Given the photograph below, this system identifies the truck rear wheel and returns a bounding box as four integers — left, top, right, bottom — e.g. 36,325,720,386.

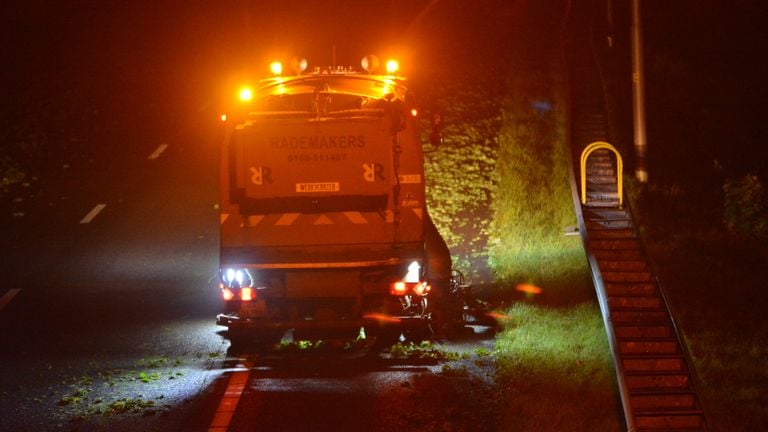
429,270,470,338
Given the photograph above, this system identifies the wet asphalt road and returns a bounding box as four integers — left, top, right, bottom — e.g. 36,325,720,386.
0,99,497,431
0,41,499,432
0,1,544,430
0,100,226,431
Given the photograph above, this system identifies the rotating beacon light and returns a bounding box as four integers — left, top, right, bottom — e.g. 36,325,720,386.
385,59,399,75
291,57,308,75
361,55,381,74
270,61,283,76
238,86,253,102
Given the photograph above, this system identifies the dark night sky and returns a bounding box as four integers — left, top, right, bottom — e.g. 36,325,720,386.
642,0,768,180
2,0,766,180
2,1,468,115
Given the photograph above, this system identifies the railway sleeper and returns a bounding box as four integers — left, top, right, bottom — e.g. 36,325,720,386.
605,282,657,296
602,270,654,283
588,227,633,239
598,260,647,271
589,238,639,250
586,184,618,194
585,199,621,208
587,167,614,175
585,208,630,219
587,168,617,177
587,153,614,162
619,339,680,356
622,354,687,373
588,159,613,167
586,219,633,230
634,411,706,431
610,308,671,324
631,391,699,411
614,324,674,339
591,234,635,245
608,295,662,309
587,192,620,203
586,175,619,184
625,372,691,391
593,249,644,261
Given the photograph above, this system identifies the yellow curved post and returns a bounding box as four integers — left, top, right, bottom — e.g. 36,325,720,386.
580,141,623,206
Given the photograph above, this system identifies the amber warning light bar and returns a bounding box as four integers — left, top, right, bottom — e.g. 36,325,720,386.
219,55,403,122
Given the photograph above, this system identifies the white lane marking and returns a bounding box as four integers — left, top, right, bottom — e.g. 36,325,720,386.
0,289,21,311
148,143,169,160
80,204,107,224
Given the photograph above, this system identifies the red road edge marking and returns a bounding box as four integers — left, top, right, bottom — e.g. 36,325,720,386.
208,362,252,432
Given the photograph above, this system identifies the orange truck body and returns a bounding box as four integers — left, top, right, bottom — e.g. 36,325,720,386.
216,72,448,340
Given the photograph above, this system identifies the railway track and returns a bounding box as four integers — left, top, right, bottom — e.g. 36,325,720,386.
562,1,708,430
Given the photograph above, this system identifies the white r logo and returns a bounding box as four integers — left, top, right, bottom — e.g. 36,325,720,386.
362,163,385,182
250,166,272,185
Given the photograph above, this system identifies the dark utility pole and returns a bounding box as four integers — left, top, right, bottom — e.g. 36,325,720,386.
631,0,648,182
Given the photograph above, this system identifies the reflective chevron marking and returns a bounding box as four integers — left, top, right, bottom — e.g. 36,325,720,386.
247,215,264,226
343,211,368,224
275,213,300,226
226,209,422,227
313,214,333,225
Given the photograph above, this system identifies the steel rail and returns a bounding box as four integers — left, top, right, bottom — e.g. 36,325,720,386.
561,0,707,430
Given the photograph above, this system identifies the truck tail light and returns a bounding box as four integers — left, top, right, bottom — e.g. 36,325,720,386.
413,282,431,296
222,288,235,301
390,281,431,296
390,281,407,295
240,287,255,301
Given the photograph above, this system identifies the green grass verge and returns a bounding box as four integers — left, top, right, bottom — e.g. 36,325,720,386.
625,166,768,431
422,76,503,283
487,69,592,302
495,303,621,432
487,65,621,431
421,56,620,430
419,17,619,428
641,233,768,431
